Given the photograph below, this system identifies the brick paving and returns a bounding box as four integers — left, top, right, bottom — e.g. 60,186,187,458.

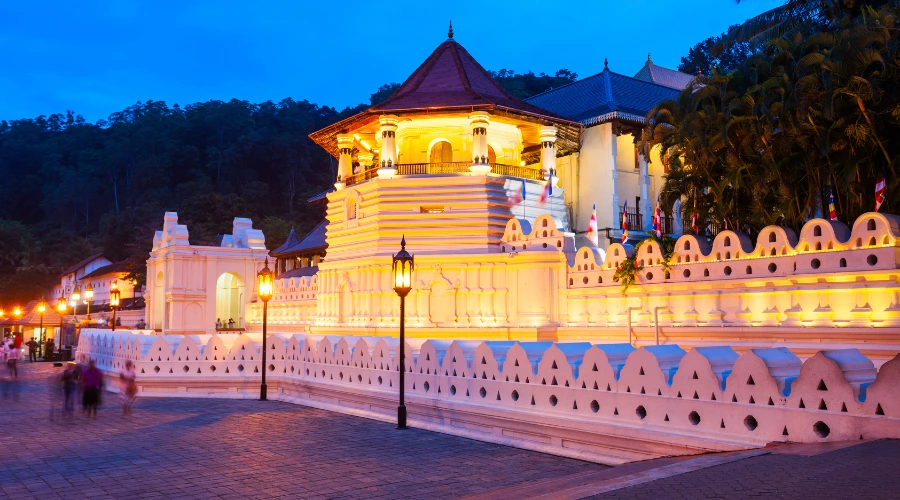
3,362,897,499
589,439,900,499
0,362,600,499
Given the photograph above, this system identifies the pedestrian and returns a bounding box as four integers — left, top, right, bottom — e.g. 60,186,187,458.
6,341,20,377
227,318,234,329
44,339,55,362
81,360,103,418
119,360,137,415
26,338,38,362
61,363,77,416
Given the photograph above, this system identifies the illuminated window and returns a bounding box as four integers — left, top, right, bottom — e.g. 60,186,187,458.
430,140,453,163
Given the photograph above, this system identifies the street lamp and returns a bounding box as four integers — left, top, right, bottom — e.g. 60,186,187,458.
257,257,274,401
391,235,414,429
57,297,67,356
13,306,22,317
37,300,46,345
110,283,120,331
84,283,94,320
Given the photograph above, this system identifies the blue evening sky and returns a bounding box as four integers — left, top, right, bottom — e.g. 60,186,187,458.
0,0,782,122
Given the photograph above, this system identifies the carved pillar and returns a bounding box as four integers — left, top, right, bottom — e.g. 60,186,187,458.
336,134,353,189
377,115,399,178
469,113,491,174
539,125,558,179
639,152,652,232
605,124,620,222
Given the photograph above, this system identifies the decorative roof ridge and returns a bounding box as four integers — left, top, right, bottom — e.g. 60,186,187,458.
528,65,688,104
603,66,615,111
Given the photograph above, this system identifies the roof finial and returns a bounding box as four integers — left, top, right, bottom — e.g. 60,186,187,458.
448,20,453,39
604,57,608,69
647,53,652,62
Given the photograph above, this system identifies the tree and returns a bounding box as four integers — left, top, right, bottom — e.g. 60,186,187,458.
678,25,756,75
488,69,578,99
370,83,401,105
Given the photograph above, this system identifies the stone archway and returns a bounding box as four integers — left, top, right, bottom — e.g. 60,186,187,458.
216,272,245,329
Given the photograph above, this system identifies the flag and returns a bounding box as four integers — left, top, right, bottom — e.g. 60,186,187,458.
621,201,629,245
691,195,699,234
586,204,599,247
511,180,525,206
539,178,552,204
828,186,838,221
875,175,886,212
652,196,662,238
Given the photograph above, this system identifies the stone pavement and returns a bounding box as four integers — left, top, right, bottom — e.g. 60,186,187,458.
0,362,600,499
2,362,898,500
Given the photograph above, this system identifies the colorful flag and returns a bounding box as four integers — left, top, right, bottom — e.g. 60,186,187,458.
691,190,699,234
652,196,662,238
511,180,525,206
621,201,629,245
828,187,838,221
875,175,886,212
586,204,599,247
539,178,552,204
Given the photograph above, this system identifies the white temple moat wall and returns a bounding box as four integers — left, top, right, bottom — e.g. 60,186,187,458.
77,329,900,465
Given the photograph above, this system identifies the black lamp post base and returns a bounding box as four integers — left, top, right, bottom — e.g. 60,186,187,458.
397,405,407,429
260,383,267,401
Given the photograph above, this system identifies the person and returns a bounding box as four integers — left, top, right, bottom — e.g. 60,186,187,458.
6,340,19,377
44,339,55,362
227,318,234,329
81,360,103,418
119,360,137,415
61,363,77,416
26,339,38,362
216,318,222,329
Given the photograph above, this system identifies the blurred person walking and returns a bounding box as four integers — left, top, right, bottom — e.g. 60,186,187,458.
81,360,103,418
119,360,137,415
5,341,19,377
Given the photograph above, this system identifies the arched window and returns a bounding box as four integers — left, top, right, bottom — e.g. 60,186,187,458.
429,140,453,163
724,236,731,247
769,232,777,243
867,219,877,231
487,145,497,164
347,196,358,220
814,225,822,237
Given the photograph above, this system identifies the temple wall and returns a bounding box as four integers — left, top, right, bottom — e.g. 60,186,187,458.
77,329,900,465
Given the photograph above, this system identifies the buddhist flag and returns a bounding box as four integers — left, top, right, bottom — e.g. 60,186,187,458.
511,180,525,206
586,204,599,247
691,190,699,234
828,187,838,221
539,179,552,204
875,175,886,212
621,201,629,245
652,196,662,238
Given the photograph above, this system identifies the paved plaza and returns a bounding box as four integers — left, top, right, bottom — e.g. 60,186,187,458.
1,362,898,500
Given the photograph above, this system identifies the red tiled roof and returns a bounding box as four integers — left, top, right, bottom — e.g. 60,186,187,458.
371,40,565,118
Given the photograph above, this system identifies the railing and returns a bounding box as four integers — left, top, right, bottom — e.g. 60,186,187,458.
346,162,545,186
620,205,643,232
344,166,380,186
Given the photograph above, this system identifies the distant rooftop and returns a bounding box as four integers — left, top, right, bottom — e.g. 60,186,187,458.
270,221,327,258
633,55,695,90
527,58,690,126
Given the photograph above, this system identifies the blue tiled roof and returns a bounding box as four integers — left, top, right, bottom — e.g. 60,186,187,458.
269,220,327,257
527,68,681,125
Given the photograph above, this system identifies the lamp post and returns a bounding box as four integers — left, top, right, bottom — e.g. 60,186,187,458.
37,300,46,346
110,283,120,331
391,235,414,429
257,257,274,401
84,283,94,320
57,297,67,356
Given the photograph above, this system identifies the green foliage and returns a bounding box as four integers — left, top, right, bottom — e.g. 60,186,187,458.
679,25,757,75
612,252,642,294
489,69,578,99
370,83,401,105
649,3,900,236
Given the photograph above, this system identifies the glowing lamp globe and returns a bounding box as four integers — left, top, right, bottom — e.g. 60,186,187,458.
72,289,81,303
257,258,274,303
57,298,67,313
84,283,94,300
37,301,46,314
391,236,415,298
110,285,121,308
13,306,22,317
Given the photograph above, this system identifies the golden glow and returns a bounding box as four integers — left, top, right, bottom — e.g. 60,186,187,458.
84,283,94,300
258,259,274,303
13,306,22,317
57,298,67,313
0,309,4,318
360,140,372,151
72,289,81,302
37,301,46,314
110,284,121,308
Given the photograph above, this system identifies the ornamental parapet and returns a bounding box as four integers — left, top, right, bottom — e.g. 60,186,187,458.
77,329,900,465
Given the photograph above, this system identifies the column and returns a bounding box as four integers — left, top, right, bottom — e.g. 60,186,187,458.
469,113,491,174
377,115,399,179
335,134,353,189
639,151,652,232
608,125,620,226
539,125,558,179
